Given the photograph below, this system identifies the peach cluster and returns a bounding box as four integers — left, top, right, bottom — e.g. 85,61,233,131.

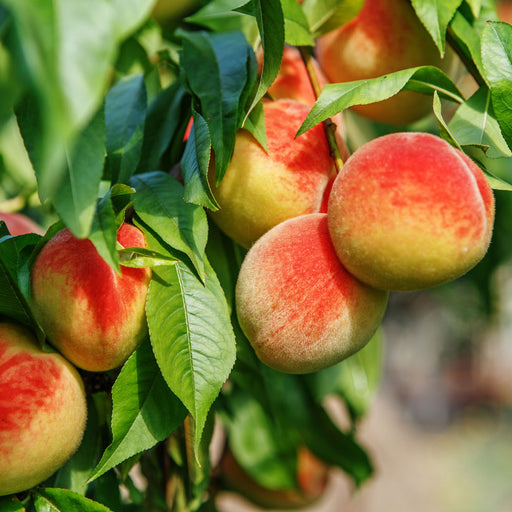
0,221,151,495
236,132,494,374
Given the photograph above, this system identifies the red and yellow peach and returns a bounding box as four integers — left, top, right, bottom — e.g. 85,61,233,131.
235,213,388,374
327,132,495,291
0,322,87,496
209,99,337,248
30,223,152,372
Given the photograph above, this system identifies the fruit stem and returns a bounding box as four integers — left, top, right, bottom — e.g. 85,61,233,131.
298,46,344,173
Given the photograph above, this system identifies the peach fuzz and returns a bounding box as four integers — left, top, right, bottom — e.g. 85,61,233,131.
30,223,152,372
0,322,87,496
0,211,44,236
235,213,388,374
315,0,449,125
209,99,336,248
327,132,495,292
258,46,349,160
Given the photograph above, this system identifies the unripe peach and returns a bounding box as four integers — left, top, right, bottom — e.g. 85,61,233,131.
327,132,495,291
219,446,329,509
235,213,388,374
0,322,87,496
0,212,44,236
30,223,152,372
209,99,336,248
315,0,450,125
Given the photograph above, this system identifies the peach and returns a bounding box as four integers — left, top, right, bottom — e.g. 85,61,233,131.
262,45,327,107
219,446,329,509
30,223,152,372
235,213,388,374
0,322,87,496
315,0,450,125
327,132,495,291
0,211,44,236
209,99,337,248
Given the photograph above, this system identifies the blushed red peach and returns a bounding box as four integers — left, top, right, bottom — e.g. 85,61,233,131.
315,0,451,125
235,213,388,373
0,322,87,496
0,211,44,236
30,223,152,372
209,99,337,248
327,132,495,291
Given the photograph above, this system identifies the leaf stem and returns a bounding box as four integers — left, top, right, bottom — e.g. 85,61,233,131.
298,46,344,173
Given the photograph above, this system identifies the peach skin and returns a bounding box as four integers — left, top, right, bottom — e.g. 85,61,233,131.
327,132,495,291
316,0,450,125
0,322,87,496
0,211,44,236
209,99,337,248
235,213,388,374
30,223,152,372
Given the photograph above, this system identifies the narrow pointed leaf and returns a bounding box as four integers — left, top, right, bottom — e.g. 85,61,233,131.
246,0,284,116
130,171,208,278
411,0,462,55
52,109,105,239
281,0,314,46
481,21,512,149
448,87,511,159
105,74,147,185
33,488,113,512
301,0,364,38
181,110,218,210
146,261,236,451
298,66,462,136
89,340,187,482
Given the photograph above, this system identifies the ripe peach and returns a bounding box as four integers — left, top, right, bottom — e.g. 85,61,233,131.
0,322,87,496
315,0,450,125
30,223,152,372
0,211,44,236
262,46,326,107
219,446,329,509
327,132,495,291
209,99,336,248
235,213,388,374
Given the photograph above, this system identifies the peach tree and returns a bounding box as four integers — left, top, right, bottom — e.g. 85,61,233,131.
0,0,511,511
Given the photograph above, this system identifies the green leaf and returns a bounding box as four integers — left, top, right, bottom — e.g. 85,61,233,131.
112,0,157,40
6,0,117,200
301,0,364,38
185,0,257,35
179,30,258,180
89,340,187,482
118,247,178,268
241,98,266,151
298,66,463,136
309,329,383,420
137,81,189,173
433,90,460,149
181,110,218,210
52,108,105,239
481,21,512,149
33,488,113,512
448,86,511,159
146,260,236,451
105,74,147,185
411,0,462,55
299,392,373,486
281,0,314,46
130,171,208,278
246,0,285,117
0,496,26,512
0,231,39,327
